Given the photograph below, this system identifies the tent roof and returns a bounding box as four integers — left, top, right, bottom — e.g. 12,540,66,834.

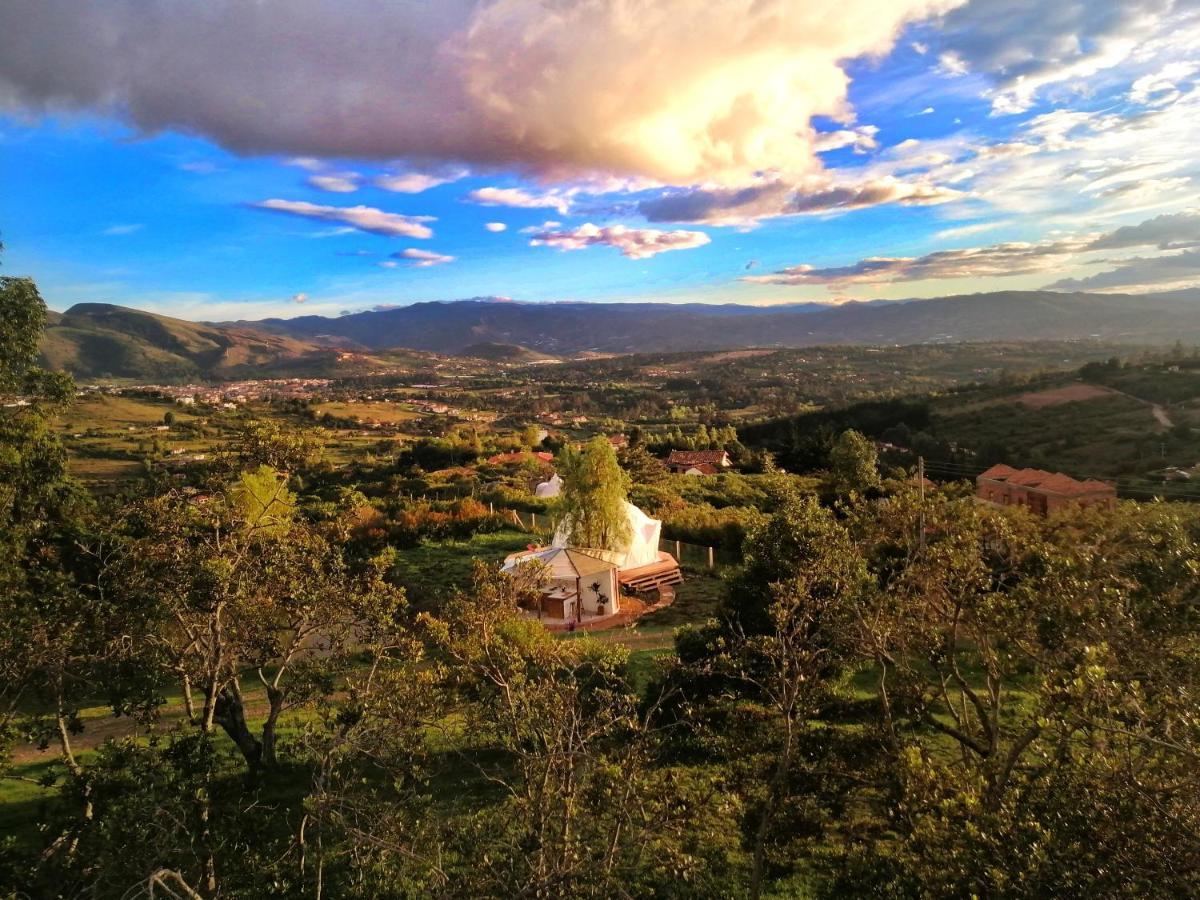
506,546,616,579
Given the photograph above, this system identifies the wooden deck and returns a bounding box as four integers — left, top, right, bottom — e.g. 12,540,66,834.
618,551,683,594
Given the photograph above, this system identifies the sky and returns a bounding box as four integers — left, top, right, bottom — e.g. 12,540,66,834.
1,0,1199,321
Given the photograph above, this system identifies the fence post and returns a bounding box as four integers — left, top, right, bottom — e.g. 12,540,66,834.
707,546,715,569
532,512,537,529
489,501,494,515
675,540,682,561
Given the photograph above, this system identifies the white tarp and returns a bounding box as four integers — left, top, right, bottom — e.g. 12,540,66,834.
551,500,661,570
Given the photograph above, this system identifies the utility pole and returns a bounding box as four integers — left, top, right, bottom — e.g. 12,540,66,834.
918,456,926,550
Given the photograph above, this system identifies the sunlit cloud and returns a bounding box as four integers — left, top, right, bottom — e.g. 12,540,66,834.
528,222,710,259
467,187,575,215
393,248,456,267
374,168,468,193
746,209,1200,290
253,199,435,238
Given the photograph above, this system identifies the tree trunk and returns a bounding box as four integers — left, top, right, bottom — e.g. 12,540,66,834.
213,684,263,771
261,687,284,769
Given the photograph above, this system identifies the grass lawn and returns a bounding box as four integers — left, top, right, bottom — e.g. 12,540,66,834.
390,529,538,609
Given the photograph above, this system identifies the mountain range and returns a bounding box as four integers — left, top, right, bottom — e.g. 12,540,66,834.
39,289,1200,379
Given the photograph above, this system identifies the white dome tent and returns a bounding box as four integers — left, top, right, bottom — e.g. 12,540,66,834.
550,500,661,570
534,473,562,498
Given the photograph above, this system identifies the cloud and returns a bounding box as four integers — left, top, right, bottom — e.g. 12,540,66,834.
178,161,219,174
466,186,574,215
254,199,435,238
374,168,468,193
308,173,360,193
745,238,1090,286
639,175,962,225
0,0,959,186
1046,248,1200,291
102,223,142,236
291,292,308,304
933,0,1195,114
934,221,1006,240
528,222,710,259
1088,209,1200,251
484,222,507,232
814,125,879,154
393,248,456,268
747,209,1200,289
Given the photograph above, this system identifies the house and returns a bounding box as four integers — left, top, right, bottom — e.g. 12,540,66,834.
975,464,1116,515
607,434,628,450
667,449,731,475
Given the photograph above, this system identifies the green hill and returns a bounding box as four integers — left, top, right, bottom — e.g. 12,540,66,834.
458,341,558,363
39,303,335,380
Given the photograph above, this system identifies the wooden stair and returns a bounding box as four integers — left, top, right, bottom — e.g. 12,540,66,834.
619,553,684,594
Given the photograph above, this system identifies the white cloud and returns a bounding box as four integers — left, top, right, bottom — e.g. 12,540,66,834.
0,0,960,186
934,221,1006,240
484,222,507,232
466,186,574,215
308,173,360,193
102,223,142,236
933,0,1196,114
291,292,308,304
528,222,710,259
374,169,468,193
1130,60,1198,107
393,248,456,267
814,125,880,154
254,199,435,238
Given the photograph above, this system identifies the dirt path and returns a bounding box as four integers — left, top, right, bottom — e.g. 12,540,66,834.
1107,388,1174,429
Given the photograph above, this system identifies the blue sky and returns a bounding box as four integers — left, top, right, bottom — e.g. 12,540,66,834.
1,0,1198,320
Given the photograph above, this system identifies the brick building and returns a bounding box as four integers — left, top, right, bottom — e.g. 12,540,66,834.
666,449,732,475
975,464,1116,516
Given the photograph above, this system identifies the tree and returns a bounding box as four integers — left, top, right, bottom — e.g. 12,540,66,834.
555,436,632,550
117,468,405,772
311,566,736,897
835,490,1200,897
618,442,667,485
827,428,880,495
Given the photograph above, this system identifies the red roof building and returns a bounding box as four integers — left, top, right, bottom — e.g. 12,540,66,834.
666,449,732,474
976,464,1116,515
487,450,555,466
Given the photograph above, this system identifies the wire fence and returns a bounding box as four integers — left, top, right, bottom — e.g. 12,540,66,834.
494,504,724,570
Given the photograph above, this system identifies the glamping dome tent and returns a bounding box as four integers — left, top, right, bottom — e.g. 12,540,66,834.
550,500,662,570
534,473,562,498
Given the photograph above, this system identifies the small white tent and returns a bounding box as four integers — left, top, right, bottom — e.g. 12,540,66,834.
551,500,662,571
534,473,562,498
502,546,620,619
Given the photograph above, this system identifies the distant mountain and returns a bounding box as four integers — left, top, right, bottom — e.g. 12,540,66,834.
42,290,1200,379
40,303,335,380
244,290,1200,354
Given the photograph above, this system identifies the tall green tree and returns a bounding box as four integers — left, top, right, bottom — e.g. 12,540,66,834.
555,436,632,550
827,428,880,496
